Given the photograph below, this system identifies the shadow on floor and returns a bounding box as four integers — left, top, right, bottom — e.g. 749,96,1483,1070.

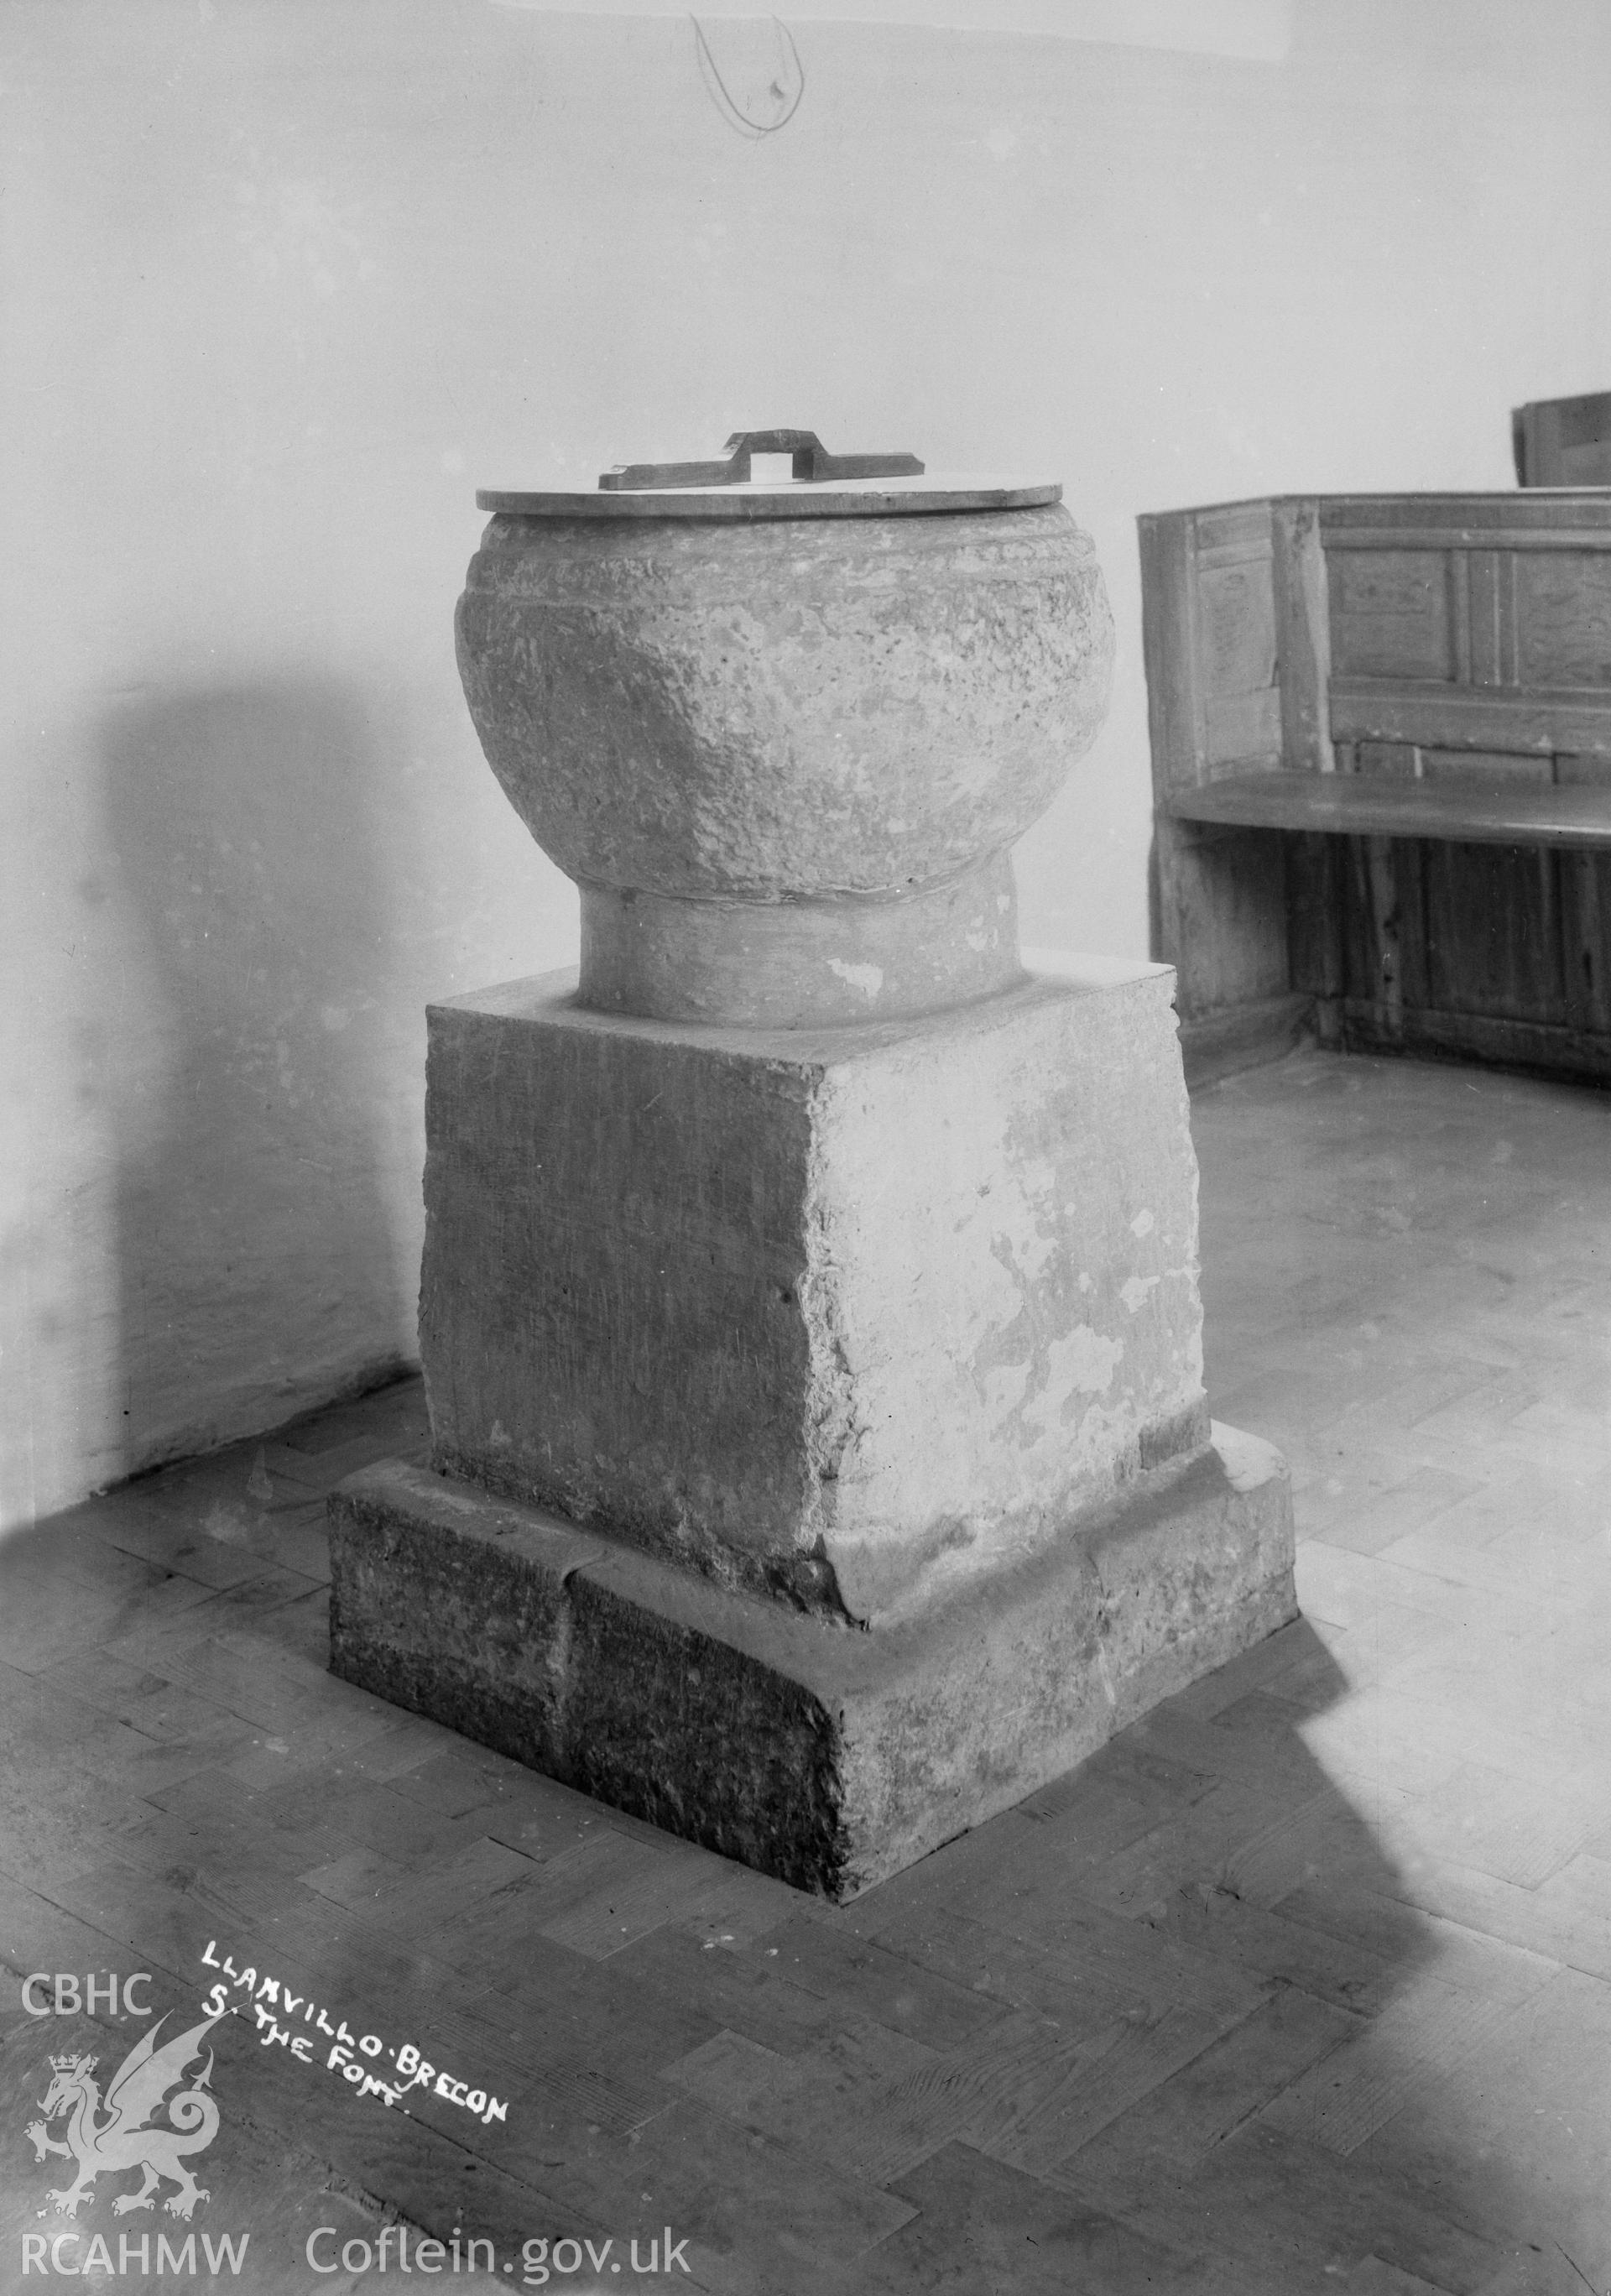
2,1410,1588,2293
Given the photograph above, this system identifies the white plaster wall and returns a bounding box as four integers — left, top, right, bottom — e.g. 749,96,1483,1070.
5,0,1611,1526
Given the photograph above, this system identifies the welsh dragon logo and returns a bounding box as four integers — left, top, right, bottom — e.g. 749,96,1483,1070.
26,2012,222,2221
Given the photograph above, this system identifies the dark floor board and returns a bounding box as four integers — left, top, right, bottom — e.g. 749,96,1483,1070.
983,1991,1270,2175
247,1507,336,1584
42,1853,360,1993
659,2016,945,2190
378,1851,595,1984
1147,1880,1406,2014
28,1661,267,1782
1059,2116,1507,2294
863,2142,1228,2296
608,1928,842,2055
1135,1683,1344,1792
1083,1777,1356,1918
5,1509,206,1600
524,1828,724,1959
99,1498,321,1589
0,1767,149,1893
1270,1881,1562,2007
1013,1733,1213,1838
470,1933,723,2072
1145,1613,1340,1727
646,1853,806,1949
300,1832,541,1935
499,2089,918,2291
1254,1972,1518,2158
311,1777,508,1871
862,1902,1153,2031
0,1866,175,1997
725,2005,1065,2187
131,1631,398,1752
745,1912,1014,2052
164,1996,596,2252
0,1660,253,1813
382,1744,545,1818
115,1795,356,1896
824,1803,1042,1931
952,1859,1274,2030
1060,1981,1359,2175
0,1553,218,1673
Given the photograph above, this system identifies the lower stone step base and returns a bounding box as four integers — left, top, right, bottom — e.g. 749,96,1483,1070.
327,1424,1296,1902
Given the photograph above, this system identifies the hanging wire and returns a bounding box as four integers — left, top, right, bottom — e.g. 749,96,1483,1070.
691,14,806,138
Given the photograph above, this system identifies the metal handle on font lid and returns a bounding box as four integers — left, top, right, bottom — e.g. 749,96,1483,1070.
598,428,925,492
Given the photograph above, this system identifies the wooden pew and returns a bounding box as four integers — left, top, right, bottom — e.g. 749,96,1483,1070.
1139,492,1611,1085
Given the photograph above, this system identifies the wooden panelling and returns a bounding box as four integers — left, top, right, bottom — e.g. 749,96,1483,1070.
1285,833,1345,1012
1421,843,1564,1021
1193,498,1272,558
1562,851,1611,1036
1139,501,1280,787
1322,836,1608,1075
1466,548,1517,686
1197,558,1276,698
1319,490,1611,541
1270,498,1334,774
1341,744,1553,788
1415,749,1552,785
1196,519,1281,769
1334,999,1611,1081
1515,550,1611,686
1348,742,1418,780
1558,750,1611,785
1328,551,1453,682
1328,678,1611,756
1152,817,1290,1023
1204,687,1280,770
1142,488,1611,1084
1138,511,1206,793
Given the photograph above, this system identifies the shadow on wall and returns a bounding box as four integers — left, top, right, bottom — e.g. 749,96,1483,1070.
96,681,418,1476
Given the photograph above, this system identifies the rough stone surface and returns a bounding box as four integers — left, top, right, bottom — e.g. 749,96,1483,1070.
420,957,1209,1623
327,1424,1296,1900
576,849,1023,1029
454,504,1113,904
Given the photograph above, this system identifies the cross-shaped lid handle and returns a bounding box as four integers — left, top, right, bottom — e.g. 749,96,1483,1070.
598,429,924,492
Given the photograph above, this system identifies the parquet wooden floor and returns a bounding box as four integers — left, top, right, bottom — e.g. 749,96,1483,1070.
3,1048,1608,2293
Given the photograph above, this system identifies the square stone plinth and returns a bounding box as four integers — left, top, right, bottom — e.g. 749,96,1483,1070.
421,957,1211,1624
328,1424,1296,1900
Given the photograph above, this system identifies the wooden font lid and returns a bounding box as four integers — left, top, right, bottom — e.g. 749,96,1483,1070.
477,428,1060,520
